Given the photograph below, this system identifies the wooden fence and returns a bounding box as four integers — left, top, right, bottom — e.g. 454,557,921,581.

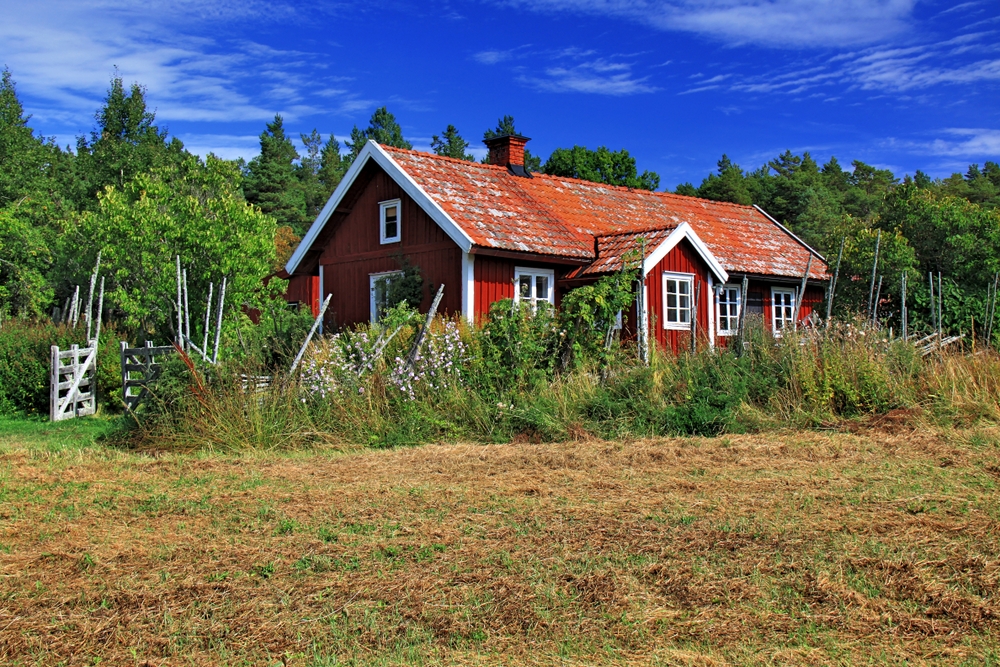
50,343,97,421
121,341,176,412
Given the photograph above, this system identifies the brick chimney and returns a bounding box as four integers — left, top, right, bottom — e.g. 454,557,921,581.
484,134,532,177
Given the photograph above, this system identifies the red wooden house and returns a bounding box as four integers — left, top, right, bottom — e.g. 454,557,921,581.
282,135,829,353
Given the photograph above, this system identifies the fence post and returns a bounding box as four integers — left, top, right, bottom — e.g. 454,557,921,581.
50,345,59,422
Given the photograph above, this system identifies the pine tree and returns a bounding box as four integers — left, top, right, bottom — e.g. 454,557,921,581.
75,75,184,206
481,115,542,171
0,69,50,206
244,114,308,235
346,107,411,161
696,154,752,205
431,125,473,161
318,134,344,199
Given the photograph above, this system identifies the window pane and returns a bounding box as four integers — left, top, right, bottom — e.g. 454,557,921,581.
519,276,531,298
384,221,397,239
679,281,690,295
385,205,397,221
536,276,549,301
667,293,677,308
667,308,677,323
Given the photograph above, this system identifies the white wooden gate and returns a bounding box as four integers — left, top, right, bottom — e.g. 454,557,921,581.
50,343,97,421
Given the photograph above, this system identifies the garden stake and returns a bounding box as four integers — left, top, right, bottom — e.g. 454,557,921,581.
872,275,883,326
182,268,191,351
901,272,907,342
202,282,213,359
175,255,183,347
791,255,812,327
825,237,844,325
938,272,943,348
290,293,333,374
85,251,100,341
212,276,227,364
867,230,881,319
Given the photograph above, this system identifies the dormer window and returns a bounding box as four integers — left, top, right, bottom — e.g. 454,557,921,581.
380,199,401,244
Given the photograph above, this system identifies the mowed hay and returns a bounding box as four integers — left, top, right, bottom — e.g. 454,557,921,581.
1,426,999,665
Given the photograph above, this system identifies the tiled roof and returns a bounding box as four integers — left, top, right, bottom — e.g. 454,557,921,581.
573,228,677,277
381,145,828,280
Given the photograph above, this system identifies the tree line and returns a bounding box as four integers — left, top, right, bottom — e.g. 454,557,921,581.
1,68,998,341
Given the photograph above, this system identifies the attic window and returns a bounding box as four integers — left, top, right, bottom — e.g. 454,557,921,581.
380,200,401,244
514,267,555,313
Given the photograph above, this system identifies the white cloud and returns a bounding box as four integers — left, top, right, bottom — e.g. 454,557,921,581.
922,128,1000,157
0,0,354,135
520,60,658,95
492,0,917,48
704,31,1000,97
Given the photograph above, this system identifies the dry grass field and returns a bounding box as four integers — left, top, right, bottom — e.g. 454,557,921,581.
1,415,999,666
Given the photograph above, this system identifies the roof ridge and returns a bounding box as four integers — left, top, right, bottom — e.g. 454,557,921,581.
381,144,764,215
379,143,507,172
597,224,678,238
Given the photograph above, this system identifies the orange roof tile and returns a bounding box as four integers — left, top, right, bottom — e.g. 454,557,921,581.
382,145,828,280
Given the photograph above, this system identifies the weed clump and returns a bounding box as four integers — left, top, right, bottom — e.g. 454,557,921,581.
118,297,1000,452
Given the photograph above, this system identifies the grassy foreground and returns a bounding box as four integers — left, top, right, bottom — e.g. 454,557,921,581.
1,417,999,665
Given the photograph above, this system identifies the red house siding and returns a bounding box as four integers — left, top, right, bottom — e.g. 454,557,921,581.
472,256,569,321
284,274,320,316
473,255,515,320
645,239,713,354
317,167,462,328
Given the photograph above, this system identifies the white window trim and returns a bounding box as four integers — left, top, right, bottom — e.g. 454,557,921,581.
716,283,742,337
379,199,401,245
771,286,797,333
662,271,695,331
513,267,556,311
370,270,404,323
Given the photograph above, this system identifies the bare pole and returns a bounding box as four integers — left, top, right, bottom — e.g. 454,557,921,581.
638,239,648,364
290,294,333,374
85,251,101,341
175,255,183,346
736,275,749,352
872,275,883,326
825,237,844,325
901,272,908,342
791,255,813,328
938,272,943,347
405,285,446,372
866,230,881,319
202,282,214,354
93,277,105,346
70,285,80,328
987,273,999,347
690,280,701,353
212,276,227,364
182,268,191,351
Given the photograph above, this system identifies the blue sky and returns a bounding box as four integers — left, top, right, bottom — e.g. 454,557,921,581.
3,0,999,188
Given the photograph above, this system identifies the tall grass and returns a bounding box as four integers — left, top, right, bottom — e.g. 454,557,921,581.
120,308,1000,452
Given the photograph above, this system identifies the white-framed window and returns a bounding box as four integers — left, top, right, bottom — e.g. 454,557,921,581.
513,267,555,313
771,287,796,332
717,284,742,336
370,270,403,323
379,199,401,244
662,272,694,330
